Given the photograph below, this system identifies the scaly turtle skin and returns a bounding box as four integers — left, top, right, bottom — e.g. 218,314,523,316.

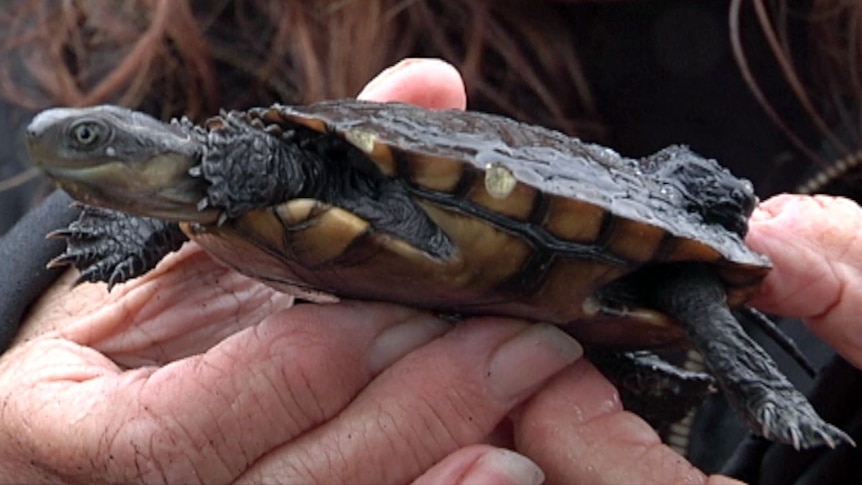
26,100,853,449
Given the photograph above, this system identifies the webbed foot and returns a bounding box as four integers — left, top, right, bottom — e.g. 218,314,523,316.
49,205,187,289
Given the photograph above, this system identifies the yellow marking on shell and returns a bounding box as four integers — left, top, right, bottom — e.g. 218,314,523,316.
534,261,687,348
182,209,285,250
484,163,517,199
274,200,371,267
237,209,293,250
408,153,464,192
282,113,327,133
417,201,533,289
344,129,396,176
467,171,536,221
377,235,441,263
344,129,377,154
181,215,340,303
544,197,606,242
659,237,722,263
567,306,686,349
718,264,769,287
606,218,666,262
274,199,444,269
273,198,320,225
720,264,770,306
581,296,602,317
181,211,288,272
529,258,626,317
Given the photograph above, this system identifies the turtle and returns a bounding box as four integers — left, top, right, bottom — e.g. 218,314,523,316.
25,99,853,450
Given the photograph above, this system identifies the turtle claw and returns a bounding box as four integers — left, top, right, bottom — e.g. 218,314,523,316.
47,252,78,269
46,227,72,239
196,197,211,212
51,207,188,286
216,211,229,226
754,400,854,450
188,165,203,178
710,339,856,449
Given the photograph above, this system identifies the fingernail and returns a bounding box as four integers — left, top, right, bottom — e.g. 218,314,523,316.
461,449,544,485
368,313,450,374
749,206,771,222
488,324,582,401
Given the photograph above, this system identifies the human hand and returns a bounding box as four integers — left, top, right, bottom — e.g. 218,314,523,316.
745,194,862,369
0,59,580,484
510,194,862,484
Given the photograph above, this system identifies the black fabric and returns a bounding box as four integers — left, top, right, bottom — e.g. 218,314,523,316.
0,190,79,351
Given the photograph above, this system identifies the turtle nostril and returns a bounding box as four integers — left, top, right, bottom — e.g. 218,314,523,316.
26,118,46,141
26,108,66,140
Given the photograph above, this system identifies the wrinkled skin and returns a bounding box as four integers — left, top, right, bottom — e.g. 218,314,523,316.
0,58,860,485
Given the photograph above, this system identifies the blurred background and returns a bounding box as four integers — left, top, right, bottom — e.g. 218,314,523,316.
1,0,859,474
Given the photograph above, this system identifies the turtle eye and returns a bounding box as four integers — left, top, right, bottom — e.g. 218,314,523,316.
70,121,103,148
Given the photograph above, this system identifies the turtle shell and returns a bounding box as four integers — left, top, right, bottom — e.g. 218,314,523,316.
186,100,770,349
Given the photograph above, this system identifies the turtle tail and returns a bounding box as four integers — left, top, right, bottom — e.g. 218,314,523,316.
739,306,815,377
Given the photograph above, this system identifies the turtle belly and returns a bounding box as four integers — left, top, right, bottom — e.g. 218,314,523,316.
185,199,687,349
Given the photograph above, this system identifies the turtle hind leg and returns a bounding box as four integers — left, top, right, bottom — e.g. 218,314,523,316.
588,350,714,432
650,263,854,450
48,206,187,289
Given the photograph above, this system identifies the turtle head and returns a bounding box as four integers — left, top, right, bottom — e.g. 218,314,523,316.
27,105,217,223
648,146,756,237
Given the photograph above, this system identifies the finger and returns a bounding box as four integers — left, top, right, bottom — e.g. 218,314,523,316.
412,444,544,485
746,194,862,368
0,301,448,483
237,319,583,484
21,244,294,367
357,58,467,110
513,360,708,485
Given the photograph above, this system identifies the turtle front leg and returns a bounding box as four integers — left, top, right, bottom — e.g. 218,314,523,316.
651,264,853,450
49,205,188,289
